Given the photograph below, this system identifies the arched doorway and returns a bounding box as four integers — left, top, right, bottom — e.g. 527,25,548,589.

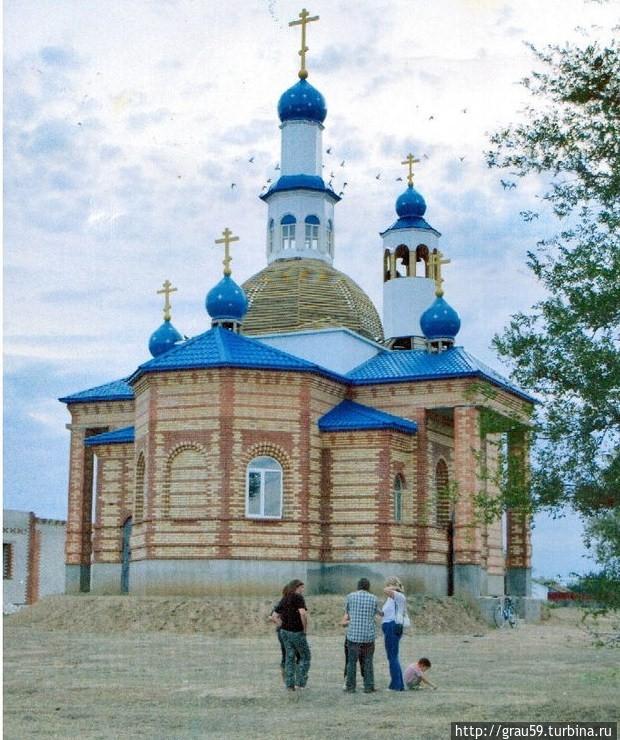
120,517,132,594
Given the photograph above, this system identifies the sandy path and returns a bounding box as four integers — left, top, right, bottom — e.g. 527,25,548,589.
3,610,618,739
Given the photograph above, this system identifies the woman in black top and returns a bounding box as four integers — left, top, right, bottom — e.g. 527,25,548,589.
271,582,301,681
274,579,311,692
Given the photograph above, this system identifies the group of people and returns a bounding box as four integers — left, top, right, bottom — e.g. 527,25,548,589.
270,576,438,694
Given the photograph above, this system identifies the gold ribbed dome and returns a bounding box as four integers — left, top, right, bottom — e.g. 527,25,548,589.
241,259,384,343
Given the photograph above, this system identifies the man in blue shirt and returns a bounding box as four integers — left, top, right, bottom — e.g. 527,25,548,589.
342,578,383,693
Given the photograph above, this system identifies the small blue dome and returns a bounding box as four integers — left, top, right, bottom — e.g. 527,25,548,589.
149,320,183,357
396,184,427,218
278,79,327,124
420,295,461,341
206,274,248,322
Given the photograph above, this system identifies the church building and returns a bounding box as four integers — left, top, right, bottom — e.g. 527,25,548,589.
59,10,534,600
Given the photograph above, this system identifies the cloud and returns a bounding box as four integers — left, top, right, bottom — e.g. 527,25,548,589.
126,107,172,130
39,45,81,68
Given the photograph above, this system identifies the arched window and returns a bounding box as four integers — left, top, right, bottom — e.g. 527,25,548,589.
304,215,320,250
394,245,410,277
281,215,296,250
268,219,274,254
246,456,283,519
416,245,429,277
393,474,404,522
435,459,450,527
383,249,391,282
164,446,208,519
326,219,333,255
134,453,145,522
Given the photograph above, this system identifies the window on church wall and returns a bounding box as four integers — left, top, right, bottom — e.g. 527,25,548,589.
281,215,296,250
246,456,283,519
268,219,274,254
393,475,404,522
383,249,391,282
435,459,450,527
326,219,333,255
415,245,429,277
304,215,320,250
134,453,145,522
3,543,13,579
164,447,208,519
394,245,410,277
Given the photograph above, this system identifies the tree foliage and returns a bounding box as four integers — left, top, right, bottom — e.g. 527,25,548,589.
486,36,620,587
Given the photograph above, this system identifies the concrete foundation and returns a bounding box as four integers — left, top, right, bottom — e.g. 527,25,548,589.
506,566,532,597
453,564,482,599
91,563,124,594
65,565,83,594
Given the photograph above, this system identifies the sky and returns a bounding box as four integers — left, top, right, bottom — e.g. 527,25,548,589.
4,0,616,580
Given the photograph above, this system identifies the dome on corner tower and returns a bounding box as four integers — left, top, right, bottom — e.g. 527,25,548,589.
149,320,183,357
396,184,427,218
206,274,248,322
420,295,461,341
278,79,327,124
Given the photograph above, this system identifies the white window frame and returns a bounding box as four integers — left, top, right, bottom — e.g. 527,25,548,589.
282,223,296,250
245,456,283,519
304,222,319,250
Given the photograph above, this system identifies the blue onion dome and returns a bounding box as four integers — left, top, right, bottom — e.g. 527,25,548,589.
206,274,248,321
149,320,183,357
396,184,427,218
420,295,461,341
278,79,327,124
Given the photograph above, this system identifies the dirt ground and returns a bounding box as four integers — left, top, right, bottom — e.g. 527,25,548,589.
3,598,619,739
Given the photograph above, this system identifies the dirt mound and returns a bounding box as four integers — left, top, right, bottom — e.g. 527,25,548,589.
5,594,486,636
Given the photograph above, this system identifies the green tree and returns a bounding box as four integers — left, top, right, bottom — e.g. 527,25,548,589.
486,36,620,590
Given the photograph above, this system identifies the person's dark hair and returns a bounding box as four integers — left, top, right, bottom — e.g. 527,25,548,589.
357,578,370,591
419,657,431,669
286,579,304,594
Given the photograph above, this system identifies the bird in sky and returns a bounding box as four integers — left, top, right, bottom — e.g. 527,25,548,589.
326,146,332,154
328,180,333,188
342,182,348,189
428,115,435,120
459,156,466,162
329,171,335,179
395,176,403,181
248,156,255,163
338,191,344,197
461,108,468,114
275,163,280,170
340,160,345,167
230,183,236,189
266,178,272,184
375,172,381,180
261,185,267,192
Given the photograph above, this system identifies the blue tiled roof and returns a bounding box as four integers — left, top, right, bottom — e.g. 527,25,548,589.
347,347,536,403
84,426,135,446
260,174,341,202
380,216,440,236
128,326,343,384
59,378,134,405
319,400,417,435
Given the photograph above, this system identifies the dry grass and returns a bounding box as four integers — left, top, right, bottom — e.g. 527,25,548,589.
3,599,619,739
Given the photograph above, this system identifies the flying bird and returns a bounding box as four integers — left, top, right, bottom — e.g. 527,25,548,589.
329,172,335,179
340,160,345,167
459,156,466,162
428,115,435,120
461,108,468,114
338,191,344,197
248,156,255,163
342,182,348,188
266,178,272,184
326,146,332,154
230,183,236,189
275,163,280,170
395,177,403,181
375,173,381,180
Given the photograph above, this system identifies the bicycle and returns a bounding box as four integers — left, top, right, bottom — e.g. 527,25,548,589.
494,596,518,628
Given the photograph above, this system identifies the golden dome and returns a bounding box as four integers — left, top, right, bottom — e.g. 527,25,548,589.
241,259,384,343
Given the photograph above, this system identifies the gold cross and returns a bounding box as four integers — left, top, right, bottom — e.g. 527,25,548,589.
289,8,319,79
401,153,420,186
157,279,177,321
215,227,240,276
428,250,451,295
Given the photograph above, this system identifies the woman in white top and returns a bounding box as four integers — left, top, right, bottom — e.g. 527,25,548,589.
381,576,406,691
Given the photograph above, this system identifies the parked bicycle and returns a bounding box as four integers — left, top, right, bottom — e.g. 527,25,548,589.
494,596,518,628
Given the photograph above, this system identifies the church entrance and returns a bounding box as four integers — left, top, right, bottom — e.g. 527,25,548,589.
446,518,455,596
120,517,132,593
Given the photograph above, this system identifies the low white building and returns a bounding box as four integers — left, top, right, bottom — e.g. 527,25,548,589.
3,509,66,611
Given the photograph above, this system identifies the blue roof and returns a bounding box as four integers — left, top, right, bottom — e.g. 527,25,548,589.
260,174,340,202
396,184,427,218
319,400,417,435
84,426,135,446
128,326,343,384
278,78,327,124
380,216,440,236
347,346,536,403
59,378,134,405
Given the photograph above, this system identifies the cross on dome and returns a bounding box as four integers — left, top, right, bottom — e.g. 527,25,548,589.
428,250,451,296
215,227,240,276
156,279,178,321
401,153,420,186
289,7,319,79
